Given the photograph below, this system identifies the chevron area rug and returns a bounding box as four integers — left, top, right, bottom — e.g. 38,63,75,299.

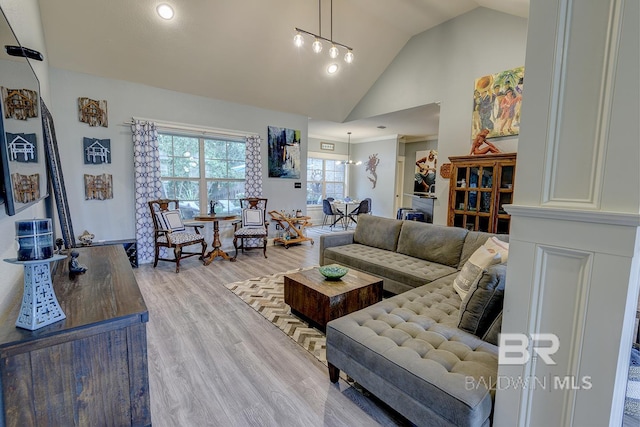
224,267,328,364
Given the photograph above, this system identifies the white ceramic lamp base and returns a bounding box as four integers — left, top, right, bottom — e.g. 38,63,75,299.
4,255,66,330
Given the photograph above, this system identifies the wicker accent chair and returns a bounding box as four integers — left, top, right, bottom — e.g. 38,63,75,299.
148,199,207,273
232,197,268,260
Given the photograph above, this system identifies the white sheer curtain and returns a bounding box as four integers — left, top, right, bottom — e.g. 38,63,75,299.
132,120,163,264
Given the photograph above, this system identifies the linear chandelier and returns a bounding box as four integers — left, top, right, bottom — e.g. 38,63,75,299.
294,0,354,67
339,132,361,165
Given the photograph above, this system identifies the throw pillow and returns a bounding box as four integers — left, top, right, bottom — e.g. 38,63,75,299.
242,208,264,227
458,264,507,340
453,245,501,300
160,209,186,232
484,236,509,263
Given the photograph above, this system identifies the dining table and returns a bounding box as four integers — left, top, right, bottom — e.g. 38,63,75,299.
330,199,360,229
193,214,238,264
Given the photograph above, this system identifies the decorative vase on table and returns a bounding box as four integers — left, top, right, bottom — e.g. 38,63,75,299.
3,219,67,330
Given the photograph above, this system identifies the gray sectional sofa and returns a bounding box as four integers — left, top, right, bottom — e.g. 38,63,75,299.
320,214,508,426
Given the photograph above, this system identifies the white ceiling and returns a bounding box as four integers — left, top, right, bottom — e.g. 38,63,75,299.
36,0,529,142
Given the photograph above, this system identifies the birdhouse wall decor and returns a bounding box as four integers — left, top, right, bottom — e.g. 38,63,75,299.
78,97,108,127
83,137,111,164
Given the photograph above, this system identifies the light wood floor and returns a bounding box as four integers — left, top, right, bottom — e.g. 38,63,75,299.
133,226,413,427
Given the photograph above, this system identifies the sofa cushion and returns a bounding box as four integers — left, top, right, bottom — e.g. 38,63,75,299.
459,231,509,269
458,264,507,340
482,311,502,346
353,214,403,252
484,237,509,263
396,221,468,268
324,244,457,291
453,246,501,300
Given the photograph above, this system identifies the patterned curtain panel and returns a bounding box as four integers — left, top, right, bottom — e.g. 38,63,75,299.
245,135,262,197
132,120,163,264
244,135,263,247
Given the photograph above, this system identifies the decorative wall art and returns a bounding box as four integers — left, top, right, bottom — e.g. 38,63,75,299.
6,132,37,162
84,173,113,200
414,149,437,193
267,125,301,179
320,142,334,151
472,66,524,140
439,163,452,179
11,172,39,203
365,153,380,189
83,137,111,164
78,97,108,127
1,87,38,120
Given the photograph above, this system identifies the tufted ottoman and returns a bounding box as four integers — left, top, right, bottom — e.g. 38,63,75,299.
326,275,499,427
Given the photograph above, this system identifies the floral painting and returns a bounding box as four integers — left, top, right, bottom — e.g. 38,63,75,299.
268,126,301,179
472,66,524,140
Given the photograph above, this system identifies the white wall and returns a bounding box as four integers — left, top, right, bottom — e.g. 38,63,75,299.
349,8,527,225
49,68,309,246
350,138,398,218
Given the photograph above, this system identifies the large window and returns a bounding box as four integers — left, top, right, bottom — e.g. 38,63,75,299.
159,133,245,218
306,157,346,205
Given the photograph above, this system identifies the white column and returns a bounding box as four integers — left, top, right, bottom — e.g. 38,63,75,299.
494,0,639,426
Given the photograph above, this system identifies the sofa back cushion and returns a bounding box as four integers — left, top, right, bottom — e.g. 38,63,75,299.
396,221,468,268
353,214,403,252
459,231,509,269
458,263,507,343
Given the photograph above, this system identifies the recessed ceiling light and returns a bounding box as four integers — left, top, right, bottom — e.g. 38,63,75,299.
157,4,174,20
327,63,339,74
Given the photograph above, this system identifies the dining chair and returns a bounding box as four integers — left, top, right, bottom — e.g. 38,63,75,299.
347,199,371,227
148,199,207,273
322,199,345,229
232,197,268,260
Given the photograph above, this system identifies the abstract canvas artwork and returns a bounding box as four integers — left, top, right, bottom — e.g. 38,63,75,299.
268,126,301,179
78,97,108,127
83,137,111,164
1,87,38,120
84,174,113,200
472,66,524,140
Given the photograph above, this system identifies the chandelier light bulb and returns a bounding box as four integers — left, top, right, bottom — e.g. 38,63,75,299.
293,33,304,47
344,50,354,63
312,38,323,53
329,45,339,58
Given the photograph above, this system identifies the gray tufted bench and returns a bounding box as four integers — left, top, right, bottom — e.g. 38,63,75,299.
326,274,499,426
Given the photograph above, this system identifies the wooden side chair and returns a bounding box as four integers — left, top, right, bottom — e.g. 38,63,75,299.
232,197,268,260
148,199,207,273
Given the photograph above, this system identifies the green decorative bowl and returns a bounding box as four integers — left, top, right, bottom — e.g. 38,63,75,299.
318,264,349,281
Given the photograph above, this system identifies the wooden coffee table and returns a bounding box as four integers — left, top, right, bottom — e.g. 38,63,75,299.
284,267,383,330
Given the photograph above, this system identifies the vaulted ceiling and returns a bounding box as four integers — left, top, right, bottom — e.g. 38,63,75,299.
37,0,529,140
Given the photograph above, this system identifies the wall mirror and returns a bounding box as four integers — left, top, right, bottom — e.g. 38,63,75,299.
0,7,47,215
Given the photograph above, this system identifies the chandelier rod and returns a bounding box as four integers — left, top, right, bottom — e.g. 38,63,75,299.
318,0,322,37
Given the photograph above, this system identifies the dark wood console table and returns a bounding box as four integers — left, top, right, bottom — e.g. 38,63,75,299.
0,245,151,426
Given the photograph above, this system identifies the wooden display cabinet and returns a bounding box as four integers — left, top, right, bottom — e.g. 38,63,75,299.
447,152,516,234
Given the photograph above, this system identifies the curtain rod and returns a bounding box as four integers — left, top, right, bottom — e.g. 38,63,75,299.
123,117,256,139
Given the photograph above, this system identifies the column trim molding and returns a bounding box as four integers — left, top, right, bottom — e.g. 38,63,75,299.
504,204,640,226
